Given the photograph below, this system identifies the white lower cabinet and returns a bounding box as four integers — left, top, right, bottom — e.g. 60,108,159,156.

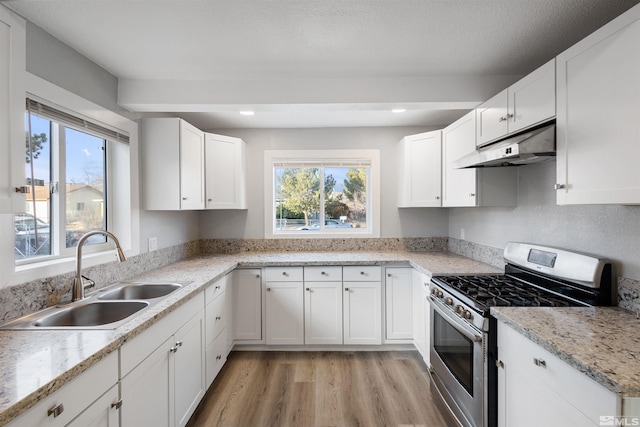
343,266,382,345
232,268,263,342
266,279,304,345
412,269,431,364
343,281,382,345
304,281,343,345
385,267,414,341
6,352,120,427
497,321,620,427
120,293,205,427
205,275,231,387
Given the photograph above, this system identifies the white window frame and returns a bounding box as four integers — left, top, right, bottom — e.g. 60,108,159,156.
9,73,140,284
264,149,380,239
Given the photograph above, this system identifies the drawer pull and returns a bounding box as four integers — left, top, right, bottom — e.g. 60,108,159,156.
321,271,327,275
306,288,310,291
111,399,123,410
267,288,271,291
282,272,288,276
344,288,349,291
533,357,546,368
216,355,222,360
360,271,365,275
215,286,221,290
216,316,222,320
48,403,64,418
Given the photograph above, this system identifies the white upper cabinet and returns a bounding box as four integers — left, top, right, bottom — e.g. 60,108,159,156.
397,130,442,207
442,111,517,207
141,118,205,210
556,4,640,205
204,133,247,209
0,6,25,214
477,59,556,147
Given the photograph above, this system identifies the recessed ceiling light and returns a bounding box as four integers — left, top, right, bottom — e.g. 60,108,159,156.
239,110,255,116
392,108,407,113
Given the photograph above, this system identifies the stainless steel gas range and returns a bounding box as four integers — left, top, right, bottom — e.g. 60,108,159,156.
428,242,615,427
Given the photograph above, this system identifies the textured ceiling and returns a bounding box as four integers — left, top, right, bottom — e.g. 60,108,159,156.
6,0,640,128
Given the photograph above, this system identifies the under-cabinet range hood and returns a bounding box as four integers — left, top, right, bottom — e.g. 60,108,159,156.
453,123,556,168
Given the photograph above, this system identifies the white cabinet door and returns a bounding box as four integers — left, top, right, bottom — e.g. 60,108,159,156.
67,385,120,427
497,321,618,427
141,118,204,210
121,335,173,427
232,268,262,342
266,281,304,345
412,269,428,359
343,281,381,345
204,133,247,209
556,5,640,205
304,282,343,345
174,310,206,427
385,267,413,341
0,7,25,214
476,89,509,147
442,111,478,207
179,120,205,210
397,130,442,207
508,59,555,134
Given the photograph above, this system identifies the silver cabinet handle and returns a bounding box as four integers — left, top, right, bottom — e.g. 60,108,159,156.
267,287,271,291
216,316,221,320
499,116,507,122
344,288,349,291
256,274,260,278
360,271,365,275
533,357,546,367
321,271,327,275
170,341,183,353
111,399,123,410
282,271,288,276
48,403,64,418
554,184,566,190
469,193,476,197
216,355,222,360
306,288,310,291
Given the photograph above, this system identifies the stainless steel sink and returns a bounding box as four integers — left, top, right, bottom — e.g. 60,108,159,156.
34,301,149,327
97,283,182,300
0,280,188,330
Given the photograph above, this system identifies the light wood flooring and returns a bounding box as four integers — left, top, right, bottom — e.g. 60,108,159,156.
187,351,450,427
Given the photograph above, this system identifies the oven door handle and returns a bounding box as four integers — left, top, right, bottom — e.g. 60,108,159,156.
430,296,483,343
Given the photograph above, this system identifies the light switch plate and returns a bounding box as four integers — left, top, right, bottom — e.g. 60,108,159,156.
148,237,158,252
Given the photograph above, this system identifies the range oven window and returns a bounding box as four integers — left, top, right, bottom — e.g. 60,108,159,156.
433,310,474,395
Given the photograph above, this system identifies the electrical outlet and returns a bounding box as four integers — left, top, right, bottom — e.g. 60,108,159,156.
148,237,158,252
460,228,465,240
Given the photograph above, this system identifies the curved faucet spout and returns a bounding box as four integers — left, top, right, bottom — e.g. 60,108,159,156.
73,230,127,302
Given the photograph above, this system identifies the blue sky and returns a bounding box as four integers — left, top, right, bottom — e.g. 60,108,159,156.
27,114,105,184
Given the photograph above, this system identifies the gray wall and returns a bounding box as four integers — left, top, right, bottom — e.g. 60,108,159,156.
448,160,640,280
199,127,450,239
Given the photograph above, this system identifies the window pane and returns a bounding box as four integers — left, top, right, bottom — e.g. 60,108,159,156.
275,167,321,231
65,128,107,248
338,167,367,229
16,114,52,259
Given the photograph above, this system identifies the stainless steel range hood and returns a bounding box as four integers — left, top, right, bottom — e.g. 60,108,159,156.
453,123,555,168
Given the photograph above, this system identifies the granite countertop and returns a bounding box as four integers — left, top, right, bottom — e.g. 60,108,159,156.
492,306,640,398
0,250,499,425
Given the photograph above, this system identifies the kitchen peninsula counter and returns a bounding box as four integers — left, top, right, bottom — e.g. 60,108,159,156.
0,249,503,425
492,306,640,398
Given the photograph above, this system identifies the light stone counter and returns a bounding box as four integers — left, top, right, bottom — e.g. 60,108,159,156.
492,306,640,397
0,250,497,425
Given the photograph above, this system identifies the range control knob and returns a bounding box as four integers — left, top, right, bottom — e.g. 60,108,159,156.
444,297,453,305
462,310,472,320
431,288,443,298
454,305,464,314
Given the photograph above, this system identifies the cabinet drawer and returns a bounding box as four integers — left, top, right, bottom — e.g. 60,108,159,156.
205,275,227,305
265,267,303,282
7,351,118,427
304,266,342,281
206,329,228,387
206,292,226,345
498,323,617,421
343,266,381,281
121,291,205,377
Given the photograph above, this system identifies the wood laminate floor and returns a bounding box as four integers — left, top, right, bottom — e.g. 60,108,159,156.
187,351,450,427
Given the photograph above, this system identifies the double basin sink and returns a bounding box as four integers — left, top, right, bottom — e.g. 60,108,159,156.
0,282,184,330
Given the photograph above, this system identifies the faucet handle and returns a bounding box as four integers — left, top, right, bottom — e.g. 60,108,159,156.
81,275,96,290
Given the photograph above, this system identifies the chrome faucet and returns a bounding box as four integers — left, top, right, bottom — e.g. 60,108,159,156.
73,230,127,302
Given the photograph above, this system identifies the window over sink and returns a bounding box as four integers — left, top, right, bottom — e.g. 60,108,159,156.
264,150,380,238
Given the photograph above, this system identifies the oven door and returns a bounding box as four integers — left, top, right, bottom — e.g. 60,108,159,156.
430,297,486,427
